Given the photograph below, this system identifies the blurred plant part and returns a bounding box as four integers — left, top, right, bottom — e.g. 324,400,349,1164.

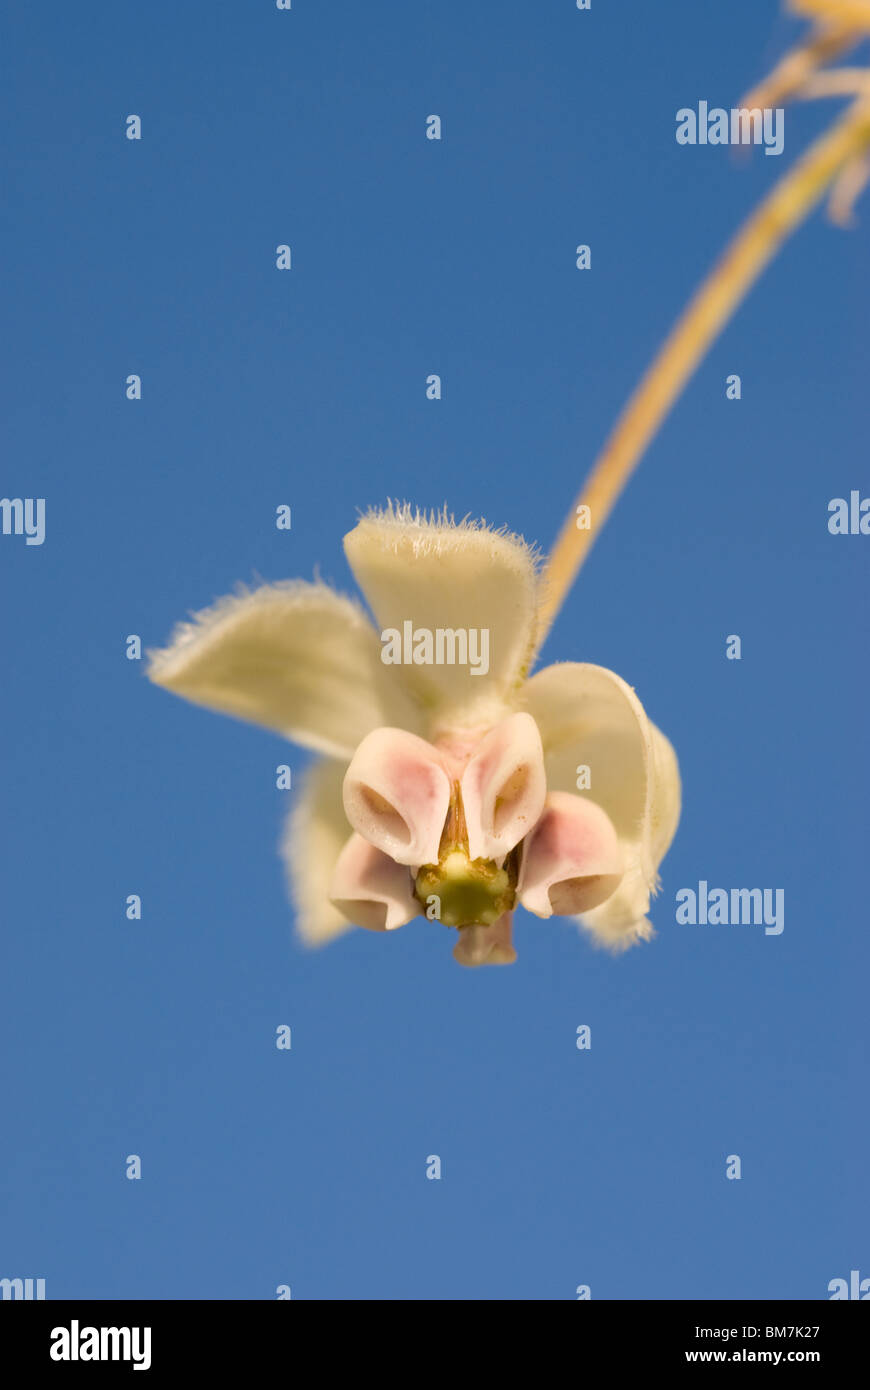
537,0,870,649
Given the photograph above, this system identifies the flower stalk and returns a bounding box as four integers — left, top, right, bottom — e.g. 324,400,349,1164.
537,53,870,648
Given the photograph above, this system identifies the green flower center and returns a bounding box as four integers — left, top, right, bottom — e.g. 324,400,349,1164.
413,780,519,928
415,851,516,927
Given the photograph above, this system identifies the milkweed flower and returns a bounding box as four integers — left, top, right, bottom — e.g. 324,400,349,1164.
148,505,680,966
149,1,870,965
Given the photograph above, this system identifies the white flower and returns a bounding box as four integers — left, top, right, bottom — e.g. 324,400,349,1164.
148,504,681,965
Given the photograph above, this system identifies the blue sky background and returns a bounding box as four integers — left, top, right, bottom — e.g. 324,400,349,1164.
1,1,867,1300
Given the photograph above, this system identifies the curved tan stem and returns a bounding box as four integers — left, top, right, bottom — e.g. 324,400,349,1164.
798,68,870,96
789,0,870,26
742,23,860,110
535,97,870,652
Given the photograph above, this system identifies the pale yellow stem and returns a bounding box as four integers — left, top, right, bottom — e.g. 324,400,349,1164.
829,147,870,220
742,24,860,109
536,97,870,649
789,0,870,26
797,67,870,94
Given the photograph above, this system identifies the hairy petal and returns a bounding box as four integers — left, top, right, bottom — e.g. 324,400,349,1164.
281,758,356,945
579,723,680,948
344,504,540,734
148,581,423,759
523,662,681,946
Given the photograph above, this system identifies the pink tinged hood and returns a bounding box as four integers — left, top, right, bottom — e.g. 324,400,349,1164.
458,712,547,865
341,727,452,868
329,832,420,932
518,791,623,918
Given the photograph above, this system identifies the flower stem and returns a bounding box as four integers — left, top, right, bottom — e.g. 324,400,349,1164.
536,96,870,650
790,0,870,27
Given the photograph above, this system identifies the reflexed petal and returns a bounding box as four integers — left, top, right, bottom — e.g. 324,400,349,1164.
459,713,547,864
343,504,540,732
518,791,622,918
280,757,356,945
579,725,680,948
342,727,451,867
522,662,681,945
148,581,423,759
576,880,657,951
329,833,420,932
453,913,517,967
